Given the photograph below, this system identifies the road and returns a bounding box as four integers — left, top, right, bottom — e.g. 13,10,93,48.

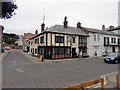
2,50,118,88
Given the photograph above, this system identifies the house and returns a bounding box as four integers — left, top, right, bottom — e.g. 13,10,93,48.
15,35,23,47
107,26,120,52
81,25,120,57
22,33,35,52
28,17,89,59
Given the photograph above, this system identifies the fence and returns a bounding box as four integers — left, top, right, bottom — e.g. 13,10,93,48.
62,72,119,90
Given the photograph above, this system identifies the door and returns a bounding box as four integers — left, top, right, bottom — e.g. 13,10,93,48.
112,46,115,52
72,48,76,58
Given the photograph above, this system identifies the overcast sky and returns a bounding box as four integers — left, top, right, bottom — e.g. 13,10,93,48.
0,0,119,35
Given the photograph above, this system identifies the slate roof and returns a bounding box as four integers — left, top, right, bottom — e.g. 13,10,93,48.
46,24,89,36
107,26,120,31
29,24,89,40
83,27,120,36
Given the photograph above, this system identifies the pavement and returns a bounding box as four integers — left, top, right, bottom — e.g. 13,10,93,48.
0,50,10,61
20,50,103,63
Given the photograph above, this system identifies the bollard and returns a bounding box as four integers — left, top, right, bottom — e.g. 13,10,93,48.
116,73,119,89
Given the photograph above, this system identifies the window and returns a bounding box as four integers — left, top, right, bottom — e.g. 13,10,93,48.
40,36,44,43
73,37,75,43
60,48,64,55
111,38,114,43
55,36,64,43
118,38,120,45
65,48,70,54
35,49,37,54
35,39,37,44
79,37,87,44
114,38,116,43
37,38,39,44
104,37,109,45
94,34,100,41
97,34,100,41
111,38,116,44
94,34,97,41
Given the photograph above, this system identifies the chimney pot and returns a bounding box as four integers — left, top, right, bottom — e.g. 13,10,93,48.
77,22,81,28
63,16,68,29
35,29,38,35
102,25,105,31
109,25,114,29
41,23,45,32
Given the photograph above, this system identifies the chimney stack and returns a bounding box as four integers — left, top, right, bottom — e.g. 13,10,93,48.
77,22,81,28
102,25,105,31
63,16,68,29
109,25,114,29
35,29,38,35
41,23,45,32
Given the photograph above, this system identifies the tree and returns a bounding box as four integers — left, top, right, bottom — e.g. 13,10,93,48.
0,0,18,19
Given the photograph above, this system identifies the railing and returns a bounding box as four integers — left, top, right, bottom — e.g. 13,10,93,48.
62,78,104,90
62,72,119,90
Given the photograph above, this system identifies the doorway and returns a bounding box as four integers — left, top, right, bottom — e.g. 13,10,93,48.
72,48,76,58
112,46,115,52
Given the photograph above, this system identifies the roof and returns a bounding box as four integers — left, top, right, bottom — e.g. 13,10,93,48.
83,27,120,36
46,25,89,36
24,33,35,39
29,25,120,40
107,26,120,31
29,24,89,40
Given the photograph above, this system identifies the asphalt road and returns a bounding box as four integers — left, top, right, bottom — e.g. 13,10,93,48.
2,50,118,88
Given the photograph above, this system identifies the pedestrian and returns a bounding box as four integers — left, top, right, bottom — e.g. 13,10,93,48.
95,51,97,57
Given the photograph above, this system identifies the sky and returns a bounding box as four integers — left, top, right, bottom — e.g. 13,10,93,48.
0,0,120,35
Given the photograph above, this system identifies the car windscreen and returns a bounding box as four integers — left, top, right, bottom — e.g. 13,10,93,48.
108,53,117,57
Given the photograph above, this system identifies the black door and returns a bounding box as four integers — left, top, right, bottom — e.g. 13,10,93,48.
112,46,115,52
72,48,76,58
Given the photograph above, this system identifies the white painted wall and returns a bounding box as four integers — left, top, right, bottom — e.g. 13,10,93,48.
15,36,23,46
87,32,119,57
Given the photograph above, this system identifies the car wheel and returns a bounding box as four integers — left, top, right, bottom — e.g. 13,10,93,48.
115,60,118,64
104,60,107,63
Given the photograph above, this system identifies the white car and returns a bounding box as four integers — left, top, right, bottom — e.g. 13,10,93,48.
5,46,11,50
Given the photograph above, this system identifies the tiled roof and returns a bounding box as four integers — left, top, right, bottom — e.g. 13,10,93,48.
24,33,35,39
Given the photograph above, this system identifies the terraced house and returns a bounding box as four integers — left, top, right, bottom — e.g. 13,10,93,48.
83,25,120,57
28,17,89,59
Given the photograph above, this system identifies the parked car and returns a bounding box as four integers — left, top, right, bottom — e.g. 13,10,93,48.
5,46,11,50
103,52,120,64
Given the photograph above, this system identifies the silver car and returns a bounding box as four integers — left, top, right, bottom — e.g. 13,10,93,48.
103,53,120,64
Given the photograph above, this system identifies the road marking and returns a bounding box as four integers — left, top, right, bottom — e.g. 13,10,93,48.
15,68,25,73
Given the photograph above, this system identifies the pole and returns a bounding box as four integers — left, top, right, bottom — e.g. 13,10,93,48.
116,73,119,89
